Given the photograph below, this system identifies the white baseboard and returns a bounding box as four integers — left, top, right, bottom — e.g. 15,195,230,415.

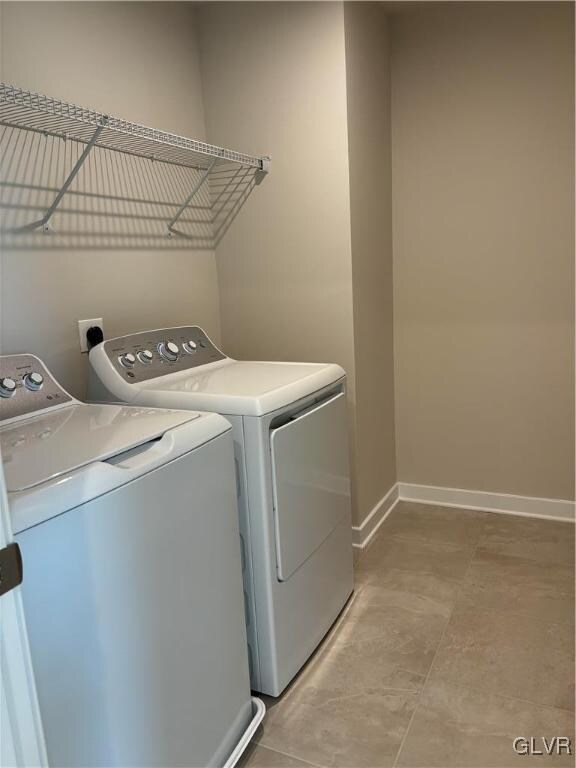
352,484,400,549
397,482,575,523
352,482,575,548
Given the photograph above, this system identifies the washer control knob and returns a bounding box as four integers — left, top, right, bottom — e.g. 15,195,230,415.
0,377,17,398
118,353,136,368
158,341,179,362
183,340,197,354
137,349,154,365
24,372,44,391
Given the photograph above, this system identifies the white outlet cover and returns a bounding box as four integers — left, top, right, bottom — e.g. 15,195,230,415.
78,318,104,353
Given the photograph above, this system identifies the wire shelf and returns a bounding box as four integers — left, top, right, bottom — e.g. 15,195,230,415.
0,83,270,249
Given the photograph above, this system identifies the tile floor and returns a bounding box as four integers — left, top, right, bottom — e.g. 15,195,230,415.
242,502,575,768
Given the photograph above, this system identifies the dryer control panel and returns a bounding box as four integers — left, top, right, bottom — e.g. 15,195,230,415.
0,354,73,421
98,326,226,384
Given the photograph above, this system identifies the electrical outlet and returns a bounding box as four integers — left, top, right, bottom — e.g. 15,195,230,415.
78,318,104,353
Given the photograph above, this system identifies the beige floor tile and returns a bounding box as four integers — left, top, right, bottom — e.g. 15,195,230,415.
373,502,487,550
357,532,474,585
354,567,460,618
479,515,575,566
293,632,426,704
260,689,420,768
240,744,319,768
459,548,575,624
429,605,575,711
258,637,424,767
355,533,474,626
327,588,448,676
396,679,576,767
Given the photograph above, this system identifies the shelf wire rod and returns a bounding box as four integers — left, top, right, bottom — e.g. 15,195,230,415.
102,148,115,241
0,126,18,175
33,131,49,213
167,157,217,235
210,165,244,209
156,157,179,224
145,153,166,230
174,163,202,214
214,177,253,230
11,118,108,233
175,165,204,216
117,145,133,220
107,151,119,229
197,176,213,227
15,130,39,216
135,153,158,236
214,176,256,245
212,166,253,222
150,155,167,236
136,152,157,237
134,152,151,237
117,147,136,229
6,130,27,209
46,132,57,210
0,127,20,212
133,152,151,238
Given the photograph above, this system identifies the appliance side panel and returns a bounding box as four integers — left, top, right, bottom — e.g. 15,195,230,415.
16,434,252,768
226,414,262,692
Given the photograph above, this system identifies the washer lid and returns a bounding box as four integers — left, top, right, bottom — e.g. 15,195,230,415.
1,402,201,492
138,360,346,416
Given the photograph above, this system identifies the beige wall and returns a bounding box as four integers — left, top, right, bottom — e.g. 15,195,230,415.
344,4,397,518
391,2,575,500
0,2,221,398
197,3,363,520
197,2,354,376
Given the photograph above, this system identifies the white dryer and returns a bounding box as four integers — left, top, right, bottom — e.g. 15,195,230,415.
0,353,264,767
89,327,354,696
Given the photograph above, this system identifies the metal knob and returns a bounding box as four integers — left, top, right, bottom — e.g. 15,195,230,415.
118,353,136,368
0,377,17,398
24,372,44,391
158,341,179,362
137,349,154,364
183,340,197,354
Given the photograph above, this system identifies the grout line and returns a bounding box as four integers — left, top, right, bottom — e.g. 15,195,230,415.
253,743,326,768
382,531,478,553
391,527,484,768
431,678,576,717
449,591,576,630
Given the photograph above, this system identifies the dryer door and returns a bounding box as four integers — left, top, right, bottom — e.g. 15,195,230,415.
270,392,351,581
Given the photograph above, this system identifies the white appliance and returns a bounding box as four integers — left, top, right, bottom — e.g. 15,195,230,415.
0,353,264,768
89,327,354,696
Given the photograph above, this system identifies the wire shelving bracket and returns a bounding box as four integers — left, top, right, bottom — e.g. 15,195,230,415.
0,83,270,249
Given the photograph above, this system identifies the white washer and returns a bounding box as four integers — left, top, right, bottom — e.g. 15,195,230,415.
0,353,264,767
89,327,354,696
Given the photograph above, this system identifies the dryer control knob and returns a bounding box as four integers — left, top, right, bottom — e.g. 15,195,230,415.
24,372,44,391
0,377,17,398
158,341,180,362
183,340,197,354
137,349,154,364
118,353,136,369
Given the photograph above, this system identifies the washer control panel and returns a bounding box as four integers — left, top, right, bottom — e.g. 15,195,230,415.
100,326,226,384
0,355,73,421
